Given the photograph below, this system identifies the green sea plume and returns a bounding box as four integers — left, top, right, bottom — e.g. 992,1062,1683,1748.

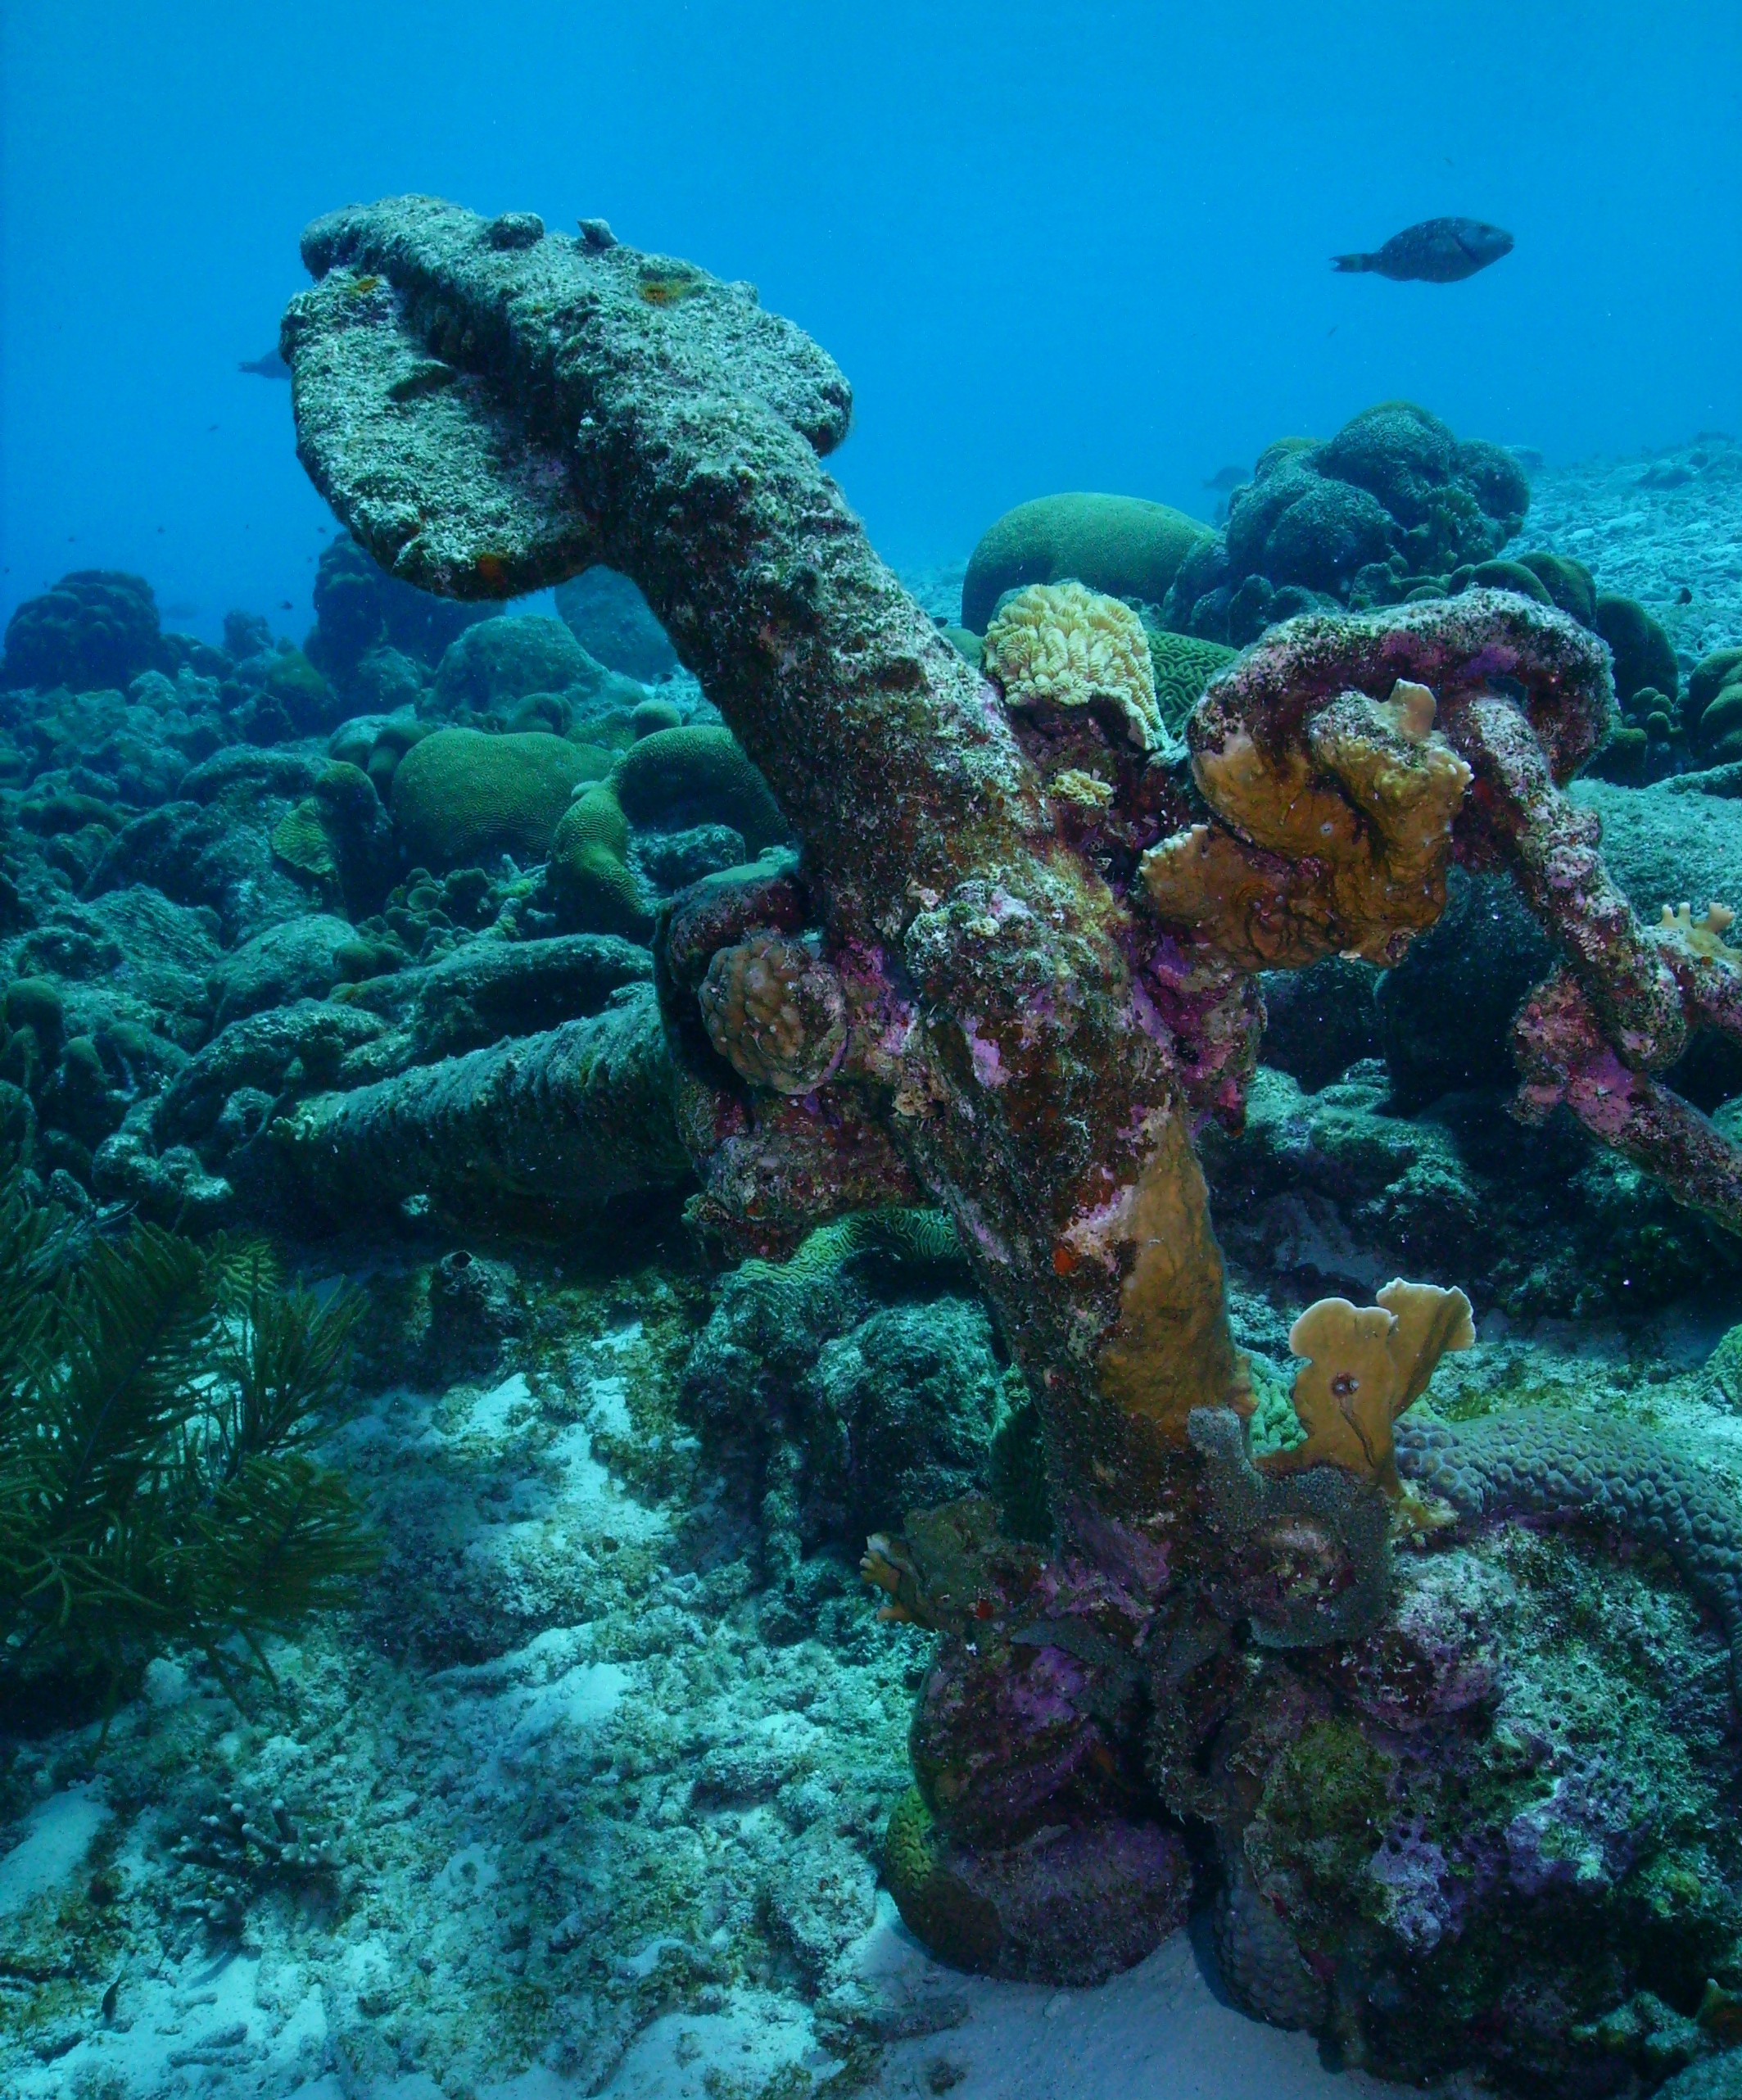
0,1162,378,1708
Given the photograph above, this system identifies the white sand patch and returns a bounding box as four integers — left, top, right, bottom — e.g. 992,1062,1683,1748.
468,1372,537,1438
0,1783,108,1919
587,1987,825,2097
852,1899,1430,2099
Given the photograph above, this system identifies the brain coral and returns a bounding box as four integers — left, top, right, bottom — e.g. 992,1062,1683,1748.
609,724,787,853
390,726,605,871
984,582,1163,751
1396,1409,1742,1691
961,493,1210,636
548,783,651,940
1146,627,1238,735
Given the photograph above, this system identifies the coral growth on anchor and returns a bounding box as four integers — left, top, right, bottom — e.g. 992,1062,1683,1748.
1268,1278,1474,1493
272,192,1742,2092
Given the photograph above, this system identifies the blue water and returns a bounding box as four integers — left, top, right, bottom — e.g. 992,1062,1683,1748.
2,0,1739,638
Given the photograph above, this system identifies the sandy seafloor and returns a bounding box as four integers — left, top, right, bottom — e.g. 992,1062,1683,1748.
4,436,1742,2100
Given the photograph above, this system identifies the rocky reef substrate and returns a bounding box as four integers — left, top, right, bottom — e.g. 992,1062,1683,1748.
7,419,1742,2099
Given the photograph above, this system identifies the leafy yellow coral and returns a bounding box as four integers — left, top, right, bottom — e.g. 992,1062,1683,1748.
1264,1277,1474,1496
983,582,1163,751
1142,680,1473,969
1658,901,1741,963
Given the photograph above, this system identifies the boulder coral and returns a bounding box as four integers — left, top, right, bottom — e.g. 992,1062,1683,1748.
388,725,605,870
2,570,170,692
554,563,679,681
609,723,787,853
961,491,1210,635
1164,402,1532,645
278,192,1742,2088
547,781,649,939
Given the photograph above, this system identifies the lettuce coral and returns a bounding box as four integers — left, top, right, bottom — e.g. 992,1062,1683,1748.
984,582,1163,752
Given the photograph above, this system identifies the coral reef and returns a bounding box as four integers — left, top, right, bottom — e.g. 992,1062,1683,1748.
305,532,487,690
1165,403,1531,645
2,570,170,692
960,492,1210,635
0,185,1697,2093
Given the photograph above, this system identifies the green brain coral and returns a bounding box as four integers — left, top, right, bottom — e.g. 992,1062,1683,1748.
883,1785,1003,1971
609,724,787,853
390,726,607,871
961,493,1211,635
1145,627,1238,735
549,783,650,939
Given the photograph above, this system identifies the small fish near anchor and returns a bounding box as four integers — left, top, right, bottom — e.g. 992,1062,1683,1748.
238,347,291,379
1333,216,1514,283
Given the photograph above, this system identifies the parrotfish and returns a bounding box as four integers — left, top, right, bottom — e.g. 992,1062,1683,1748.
1332,217,1514,283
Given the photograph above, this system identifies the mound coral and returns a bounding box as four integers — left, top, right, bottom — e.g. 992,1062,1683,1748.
554,563,679,681
1165,402,1531,645
1397,1408,1742,1689
982,582,1163,751
1594,591,1679,707
278,192,1742,2089
430,611,595,716
2,570,168,692
609,723,787,853
389,725,603,870
1690,648,1742,763
961,492,1210,636
1518,547,1598,625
